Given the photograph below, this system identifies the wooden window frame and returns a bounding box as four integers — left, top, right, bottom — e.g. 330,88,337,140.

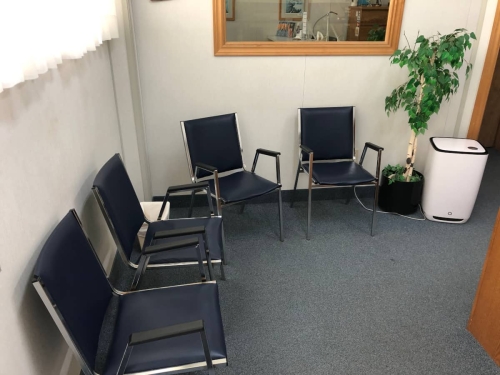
213,0,406,56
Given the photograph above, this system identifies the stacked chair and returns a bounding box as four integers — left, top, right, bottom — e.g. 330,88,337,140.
92,154,226,290
33,210,227,375
290,106,384,239
181,113,284,242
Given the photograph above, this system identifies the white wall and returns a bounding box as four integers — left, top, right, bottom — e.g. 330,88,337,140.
109,11,146,202
131,0,491,196
0,44,121,374
109,0,152,201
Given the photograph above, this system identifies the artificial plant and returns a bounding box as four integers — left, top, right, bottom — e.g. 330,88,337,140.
384,29,476,183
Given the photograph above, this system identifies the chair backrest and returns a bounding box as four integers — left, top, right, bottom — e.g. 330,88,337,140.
93,154,144,260
299,106,355,161
33,210,112,373
182,113,244,179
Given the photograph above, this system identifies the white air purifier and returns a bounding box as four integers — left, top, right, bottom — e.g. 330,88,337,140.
422,137,488,223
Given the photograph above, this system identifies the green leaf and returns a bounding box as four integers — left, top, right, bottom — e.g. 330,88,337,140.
385,29,475,154
470,32,476,40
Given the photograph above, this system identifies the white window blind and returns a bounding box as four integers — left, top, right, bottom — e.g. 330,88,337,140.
0,0,118,93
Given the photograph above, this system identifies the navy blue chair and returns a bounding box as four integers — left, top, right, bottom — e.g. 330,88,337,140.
93,154,226,291
290,107,384,239
181,113,284,241
33,210,227,375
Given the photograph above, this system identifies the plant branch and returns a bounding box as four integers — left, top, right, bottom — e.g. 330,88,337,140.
404,31,411,50
384,29,475,182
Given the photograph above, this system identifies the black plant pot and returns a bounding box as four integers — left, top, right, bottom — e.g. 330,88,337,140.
378,171,424,215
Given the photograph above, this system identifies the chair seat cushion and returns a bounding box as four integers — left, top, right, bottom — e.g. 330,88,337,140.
103,282,227,375
303,162,375,185
138,217,223,264
209,171,279,204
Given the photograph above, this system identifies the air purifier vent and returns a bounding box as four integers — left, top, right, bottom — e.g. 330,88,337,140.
433,216,464,222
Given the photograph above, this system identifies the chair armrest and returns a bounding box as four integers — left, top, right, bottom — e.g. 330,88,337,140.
130,320,205,346
159,181,214,220
256,148,280,157
153,226,205,240
360,142,384,178
196,162,217,173
364,142,384,152
252,149,282,185
143,234,210,281
194,163,221,214
168,181,209,194
118,320,214,375
300,145,313,154
143,237,199,255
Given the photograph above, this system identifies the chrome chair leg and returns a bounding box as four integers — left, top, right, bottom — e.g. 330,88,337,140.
278,188,284,242
345,185,355,205
290,161,301,208
371,182,380,236
202,233,214,281
195,245,207,282
206,257,214,281
187,189,196,218
131,255,150,291
221,222,228,265
200,329,215,375
307,185,312,240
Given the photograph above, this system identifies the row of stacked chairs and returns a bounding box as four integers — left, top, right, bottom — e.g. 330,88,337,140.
33,107,383,374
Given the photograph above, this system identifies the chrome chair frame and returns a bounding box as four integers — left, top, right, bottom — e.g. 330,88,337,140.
290,107,384,239
180,113,284,242
33,210,227,375
93,175,226,290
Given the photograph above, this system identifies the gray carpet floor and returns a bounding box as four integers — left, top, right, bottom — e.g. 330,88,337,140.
105,149,500,375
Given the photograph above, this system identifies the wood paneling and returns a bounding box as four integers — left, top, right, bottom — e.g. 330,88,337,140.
468,209,500,365
478,51,500,147
467,0,500,140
